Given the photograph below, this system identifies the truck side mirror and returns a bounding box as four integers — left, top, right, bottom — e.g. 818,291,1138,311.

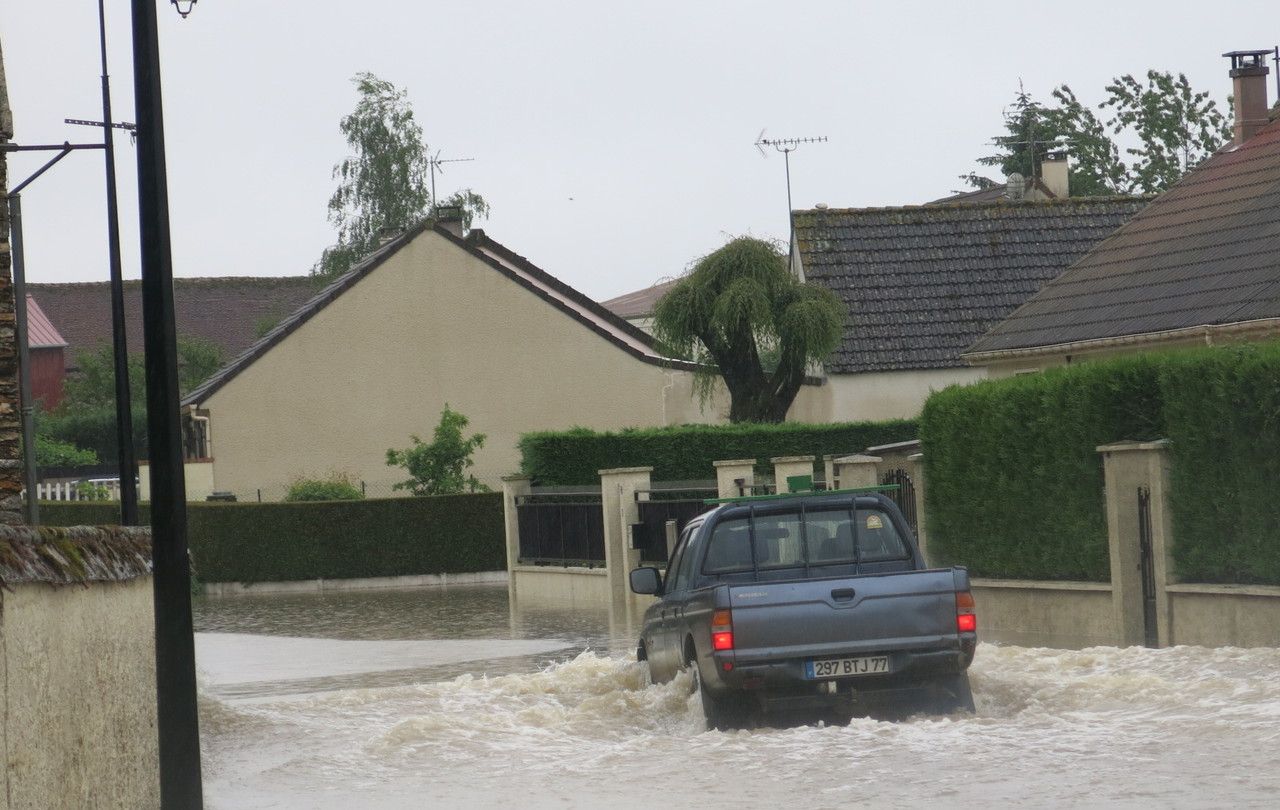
629,566,663,595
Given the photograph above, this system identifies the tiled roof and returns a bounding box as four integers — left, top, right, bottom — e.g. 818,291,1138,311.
793,197,1150,373
966,118,1280,357
601,278,680,319
25,295,68,349
27,276,320,365
183,224,701,406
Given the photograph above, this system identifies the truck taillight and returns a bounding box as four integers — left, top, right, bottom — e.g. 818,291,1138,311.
711,609,734,651
956,591,976,633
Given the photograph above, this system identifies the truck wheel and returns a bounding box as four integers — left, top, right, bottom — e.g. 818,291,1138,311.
685,643,744,730
931,672,976,715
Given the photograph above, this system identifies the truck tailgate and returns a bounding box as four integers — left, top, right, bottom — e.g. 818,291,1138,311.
728,569,958,662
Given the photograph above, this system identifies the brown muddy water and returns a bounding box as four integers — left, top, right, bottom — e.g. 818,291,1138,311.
193,584,1280,809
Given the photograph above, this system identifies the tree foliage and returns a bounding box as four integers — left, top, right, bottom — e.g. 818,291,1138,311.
386,405,490,496
314,73,489,278
970,71,1231,195
653,236,845,423
284,473,365,502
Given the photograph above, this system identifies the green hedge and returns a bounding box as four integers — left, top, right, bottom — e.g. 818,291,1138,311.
920,356,1164,581
37,493,505,583
519,420,919,485
1159,344,1280,584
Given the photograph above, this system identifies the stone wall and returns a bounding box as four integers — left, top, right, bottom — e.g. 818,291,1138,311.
0,39,21,525
0,525,159,809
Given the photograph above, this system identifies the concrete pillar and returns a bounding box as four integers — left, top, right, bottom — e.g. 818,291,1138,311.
599,466,652,613
713,459,755,499
909,452,929,565
821,454,836,490
833,454,882,490
500,475,532,601
771,456,816,493
1098,440,1171,647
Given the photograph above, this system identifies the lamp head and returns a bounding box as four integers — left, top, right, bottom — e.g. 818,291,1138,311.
171,0,197,18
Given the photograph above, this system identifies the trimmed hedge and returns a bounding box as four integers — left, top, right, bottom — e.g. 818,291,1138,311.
920,356,1164,581
1160,344,1280,584
518,420,919,485
38,493,505,584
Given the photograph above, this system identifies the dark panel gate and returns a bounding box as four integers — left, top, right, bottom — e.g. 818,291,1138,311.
1137,486,1159,648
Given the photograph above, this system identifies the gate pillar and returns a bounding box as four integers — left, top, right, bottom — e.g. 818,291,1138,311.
771,456,816,493
908,453,930,565
832,454,881,490
599,466,653,615
500,475,532,600
712,459,756,499
1098,440,1173,647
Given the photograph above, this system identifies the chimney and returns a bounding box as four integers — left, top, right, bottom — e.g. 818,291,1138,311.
1224,50,1272,145
434,205,465,237
1039,153,1070,199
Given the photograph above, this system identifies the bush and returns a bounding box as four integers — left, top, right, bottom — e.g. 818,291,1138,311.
37,405,149,466
1159,344,1280,584
38,493,506,583
519,420,919,485
920,356,1164,581
34,435,99,467
284,473,364,502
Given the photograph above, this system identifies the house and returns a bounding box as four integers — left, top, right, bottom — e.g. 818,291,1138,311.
28,275,320,371
180,213,829,499
599,278,678,334
964,51,1280,373
783,192,1148,420
24,295,68,409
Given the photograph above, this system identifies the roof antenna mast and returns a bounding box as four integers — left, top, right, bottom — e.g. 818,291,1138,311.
427,150,476,207
755,130,828,232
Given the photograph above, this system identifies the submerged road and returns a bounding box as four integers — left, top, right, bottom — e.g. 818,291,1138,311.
195,585,1280,809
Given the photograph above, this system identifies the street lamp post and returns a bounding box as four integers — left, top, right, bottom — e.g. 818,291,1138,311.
130,0,203,806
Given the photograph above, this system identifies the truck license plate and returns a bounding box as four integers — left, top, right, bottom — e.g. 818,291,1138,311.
805,655,890,679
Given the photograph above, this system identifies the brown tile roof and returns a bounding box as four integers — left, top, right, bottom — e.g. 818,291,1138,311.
27,276,321,365
966,119,1280,357
600,278,680,319
183,224,703,406
793,197,1150,373
25,294,68,349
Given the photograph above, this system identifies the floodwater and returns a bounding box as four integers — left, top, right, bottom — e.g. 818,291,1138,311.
194,584,1280,809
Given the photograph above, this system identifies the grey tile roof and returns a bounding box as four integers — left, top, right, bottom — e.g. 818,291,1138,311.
966,118,1280,357
793,197,1150,374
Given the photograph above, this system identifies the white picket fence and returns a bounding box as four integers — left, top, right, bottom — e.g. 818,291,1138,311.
33,479,123,502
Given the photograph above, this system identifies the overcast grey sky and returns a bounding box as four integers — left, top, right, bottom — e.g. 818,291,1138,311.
1,1,1275,301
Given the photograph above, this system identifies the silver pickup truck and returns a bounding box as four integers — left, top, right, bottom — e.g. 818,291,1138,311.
629,491,977,728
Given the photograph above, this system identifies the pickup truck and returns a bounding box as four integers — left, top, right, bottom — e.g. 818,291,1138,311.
629,490,977,728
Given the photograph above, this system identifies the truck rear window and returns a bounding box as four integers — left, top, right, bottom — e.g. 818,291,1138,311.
702,508,909,574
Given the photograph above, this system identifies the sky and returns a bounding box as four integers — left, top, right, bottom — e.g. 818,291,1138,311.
1,1,1276,302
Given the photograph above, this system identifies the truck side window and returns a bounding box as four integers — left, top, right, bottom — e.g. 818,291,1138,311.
703,518,753,574
664,524,695,592
674,526,702,590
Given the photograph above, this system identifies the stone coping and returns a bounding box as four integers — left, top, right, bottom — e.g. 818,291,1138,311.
597,466,654,475
0,525,152,585
1166,582,1280,598
833,454,882,464
1096,439,1170,453
712,459,756,467
500,474,532,482
971,577,1112,592
865,439,922,454
769,455,815,463
511,565,607,576
202,570,507,596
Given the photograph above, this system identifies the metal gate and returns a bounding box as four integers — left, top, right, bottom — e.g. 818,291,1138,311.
1137,486,1159,647
880,469,917,533
633,483,716,564
516,493,605,567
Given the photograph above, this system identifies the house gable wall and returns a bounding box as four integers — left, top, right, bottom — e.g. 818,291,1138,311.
198,231,732,496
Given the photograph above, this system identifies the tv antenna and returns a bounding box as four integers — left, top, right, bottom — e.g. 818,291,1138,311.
427,150,475,204
755,130,828,227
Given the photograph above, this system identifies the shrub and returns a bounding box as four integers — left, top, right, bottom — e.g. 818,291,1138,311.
38,493,506,583
519,420,919,485
920,356,1164,581
284,473,364,502
34,435,99,468
386,405,489,495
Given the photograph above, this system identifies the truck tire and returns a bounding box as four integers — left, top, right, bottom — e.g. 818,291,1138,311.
685,641,744,730
931,672,976,715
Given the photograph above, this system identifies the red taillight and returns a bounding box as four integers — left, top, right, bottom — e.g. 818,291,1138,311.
956,591,976,633
711,609,734,651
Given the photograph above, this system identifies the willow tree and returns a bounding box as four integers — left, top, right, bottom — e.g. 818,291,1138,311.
653,237,844,423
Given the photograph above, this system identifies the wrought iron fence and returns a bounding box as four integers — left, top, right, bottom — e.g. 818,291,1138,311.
516,489,605,566
879,468,917,533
